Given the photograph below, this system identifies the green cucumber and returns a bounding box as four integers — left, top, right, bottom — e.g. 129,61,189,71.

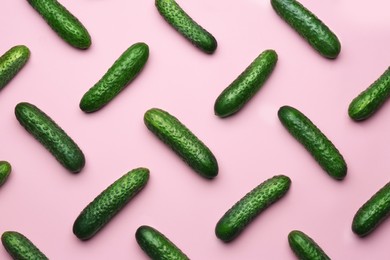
214,50,278,117
215,175,291,242
136,225,189,260
278,106,347,180
155,0,217,54
0,45,30,90
271,0,341,59
73,168,149,240
2,231,48,260
348,67,390,121
288,230,331,260
15,102,85,173
0,161,11,187
80,43,149,113
352,181,390,237
27,0,91,49
144,108,218,179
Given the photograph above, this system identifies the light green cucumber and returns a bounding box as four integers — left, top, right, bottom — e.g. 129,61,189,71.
288,230,331,260
0,46,30,90
0,161,11,186
2,231,48,260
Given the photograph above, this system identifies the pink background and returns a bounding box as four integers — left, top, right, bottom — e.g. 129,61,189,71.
1,0,390,259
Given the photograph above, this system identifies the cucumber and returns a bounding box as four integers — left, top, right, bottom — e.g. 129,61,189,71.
278,106,347,180
288,230,331,260
2,231,48,260
214,50,278,118
73,168,149,240
155,0,217,54
271,0,341,59
27,0,91,49
136,225,190,260
348,67,390,121
80,43,149,113
144,108,218,179
0,46,30,90
352,181,390,237
0,161,11,187
15,102,85,173
215,175,291,242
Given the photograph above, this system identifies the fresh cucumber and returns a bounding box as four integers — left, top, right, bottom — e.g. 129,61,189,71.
2,231,48,260
214,50,278,117
15,102,85,173
136,225,190,260
144,108,218,179
215,175,291,242
348,67,390,121
278,106,347,180
27,0,91,49
0,45,30,90
80,43,149,113
73,168,149,240
155,0,217,54
0,161,11,187
271,0,341,59
288,230,331,260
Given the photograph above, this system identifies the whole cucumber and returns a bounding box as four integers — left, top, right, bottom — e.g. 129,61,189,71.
0,45,30,90
288,230,331,260
2,231,48,260
0,161,11,187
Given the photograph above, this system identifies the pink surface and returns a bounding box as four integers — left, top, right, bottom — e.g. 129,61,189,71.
1,0,390,259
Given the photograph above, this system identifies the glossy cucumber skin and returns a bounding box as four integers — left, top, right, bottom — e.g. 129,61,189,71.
155,0,217,54
215,175,291,242
271,0,341,59
136,225,190,260
288,230,330,260
80,43,149,112
352,182,390,237
73,168,149,240
27,0,91,49
214,50,278,117
15,102,85,173
0,161,11,186
0,46,30,90
144,108,218,179
348,68,390,121
278,106,347,180
2,231,48,260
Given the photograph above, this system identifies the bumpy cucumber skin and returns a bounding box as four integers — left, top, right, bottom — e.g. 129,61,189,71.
144,108,218,179
73,168,149,240
288,230,330,260
15,102,85,173
348,68,390,121
215,175,291,242
1,231,48,260
0,46,30,90
352,182,390,237
0,161,11,186
80,43,149,113
271,0,341,59
136,225,190,260
278,106,347,180
27,0,91,49
214,50,278,117
155,0,217,54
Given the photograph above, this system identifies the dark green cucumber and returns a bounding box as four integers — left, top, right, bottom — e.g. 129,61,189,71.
155,0,217,54
214,50,278,117
27,0,91,49
352,181,390,237
278,106,347,180
0,161,11,186
144,108,218,179
288,230,330,260
0,46,30,90
15,102,85,173
136,225,189,260
271,0,341,59
73,168,149,240
215,175,291,242
80,43,149,112
2,231,48,260
348,67,390,121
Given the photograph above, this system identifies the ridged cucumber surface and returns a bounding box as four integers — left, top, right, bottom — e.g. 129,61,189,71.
0,161,11,187
288,230,331,260
215,175,291,242
1,231,48,260
73,168,149,240
0,45,30,90
144,108,218,179
15,102,85,173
